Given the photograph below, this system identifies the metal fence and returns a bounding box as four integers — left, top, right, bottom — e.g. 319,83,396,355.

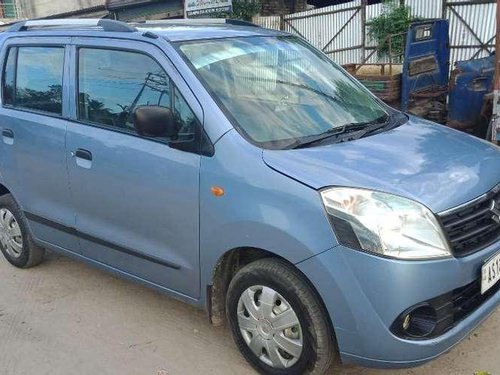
444,0,497,66
254,0,496,67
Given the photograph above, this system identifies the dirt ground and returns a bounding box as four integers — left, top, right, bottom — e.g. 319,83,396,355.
0,252,498,375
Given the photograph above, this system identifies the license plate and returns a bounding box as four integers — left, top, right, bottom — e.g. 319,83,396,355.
481,252,500,294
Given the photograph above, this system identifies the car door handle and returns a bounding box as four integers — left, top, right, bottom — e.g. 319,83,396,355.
2,128,14,145
75,148,92,161
2,129,14,138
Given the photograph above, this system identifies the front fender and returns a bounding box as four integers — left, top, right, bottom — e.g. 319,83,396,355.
199,130,337,300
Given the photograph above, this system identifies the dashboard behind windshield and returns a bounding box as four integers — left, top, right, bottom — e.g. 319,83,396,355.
177,36,388,149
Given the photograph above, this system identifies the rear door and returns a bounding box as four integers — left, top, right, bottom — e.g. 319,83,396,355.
0,37,79,253
401,20,450,122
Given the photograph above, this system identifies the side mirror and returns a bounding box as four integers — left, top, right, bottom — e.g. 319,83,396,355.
133,105,179,138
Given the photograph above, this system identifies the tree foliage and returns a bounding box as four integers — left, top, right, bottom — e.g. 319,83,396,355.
368,1,416,61
208,0,262,21
229,0,262,21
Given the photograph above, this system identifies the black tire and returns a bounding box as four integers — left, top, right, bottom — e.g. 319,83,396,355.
226,258,335,375
0,194,45,268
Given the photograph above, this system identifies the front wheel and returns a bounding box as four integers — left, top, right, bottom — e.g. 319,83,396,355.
226,258,335,375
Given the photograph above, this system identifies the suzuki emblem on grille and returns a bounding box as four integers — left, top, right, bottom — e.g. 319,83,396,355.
490,200,500,224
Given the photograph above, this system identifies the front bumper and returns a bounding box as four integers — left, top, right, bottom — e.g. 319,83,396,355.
296,242,500,368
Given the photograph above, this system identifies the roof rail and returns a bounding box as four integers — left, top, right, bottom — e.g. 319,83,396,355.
135,18,260,28
225,19,261,27
6,19,137,33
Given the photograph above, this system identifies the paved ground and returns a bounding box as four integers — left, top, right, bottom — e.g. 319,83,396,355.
0,251,498,375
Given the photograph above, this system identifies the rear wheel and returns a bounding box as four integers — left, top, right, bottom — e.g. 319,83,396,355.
0,194,45,268
226,258,335,375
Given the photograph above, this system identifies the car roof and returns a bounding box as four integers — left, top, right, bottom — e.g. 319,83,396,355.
136,24,287,42
2,18,288,43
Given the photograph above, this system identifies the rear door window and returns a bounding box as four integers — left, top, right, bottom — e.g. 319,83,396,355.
2,46,65,115
2,48,16,105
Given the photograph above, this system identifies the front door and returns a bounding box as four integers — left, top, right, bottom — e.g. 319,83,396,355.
66,39,202,298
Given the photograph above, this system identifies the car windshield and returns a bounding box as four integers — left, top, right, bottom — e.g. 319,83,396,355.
177,36,389,149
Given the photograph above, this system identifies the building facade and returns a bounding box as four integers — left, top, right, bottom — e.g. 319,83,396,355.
2,0,308,23
16,0,106,19
106,0,183,21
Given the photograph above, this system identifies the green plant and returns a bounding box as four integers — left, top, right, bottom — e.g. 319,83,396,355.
208,0,262,21
229,0,262,21
368,0,415,61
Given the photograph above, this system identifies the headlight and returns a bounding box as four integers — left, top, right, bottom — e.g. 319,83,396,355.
320,187,451,260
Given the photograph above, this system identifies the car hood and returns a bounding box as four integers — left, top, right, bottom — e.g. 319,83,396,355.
263,117,500,213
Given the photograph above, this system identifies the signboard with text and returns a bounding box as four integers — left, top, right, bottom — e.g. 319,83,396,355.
185,0,232,17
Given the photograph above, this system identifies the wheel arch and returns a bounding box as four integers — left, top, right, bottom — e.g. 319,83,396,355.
0,182,11,197
208,247,278,326
207,247,337,349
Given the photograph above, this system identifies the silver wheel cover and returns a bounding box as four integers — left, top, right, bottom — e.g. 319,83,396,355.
237,285,303,369
0,208,23,259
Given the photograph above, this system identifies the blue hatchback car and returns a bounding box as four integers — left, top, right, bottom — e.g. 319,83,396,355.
0,18,498,375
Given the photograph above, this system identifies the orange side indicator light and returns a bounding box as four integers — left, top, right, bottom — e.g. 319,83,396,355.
211,186,225,197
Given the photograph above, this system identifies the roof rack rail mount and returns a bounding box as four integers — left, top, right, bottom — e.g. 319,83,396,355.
136,18,260,27
7,19,137,33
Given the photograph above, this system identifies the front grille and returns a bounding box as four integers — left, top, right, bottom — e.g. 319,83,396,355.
439,186,500,257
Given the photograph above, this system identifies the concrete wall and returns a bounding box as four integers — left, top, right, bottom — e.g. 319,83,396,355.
16,0,106,19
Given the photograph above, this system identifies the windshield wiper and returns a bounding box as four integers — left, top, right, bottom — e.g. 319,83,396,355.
339,115,392,141
289,114,390,149
285,127,350,150
346,112,411,141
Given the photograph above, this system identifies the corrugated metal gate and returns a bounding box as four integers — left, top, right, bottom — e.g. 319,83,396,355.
253,1,373,65
254,0,497,67
444,0,497,64
280,0,364,65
